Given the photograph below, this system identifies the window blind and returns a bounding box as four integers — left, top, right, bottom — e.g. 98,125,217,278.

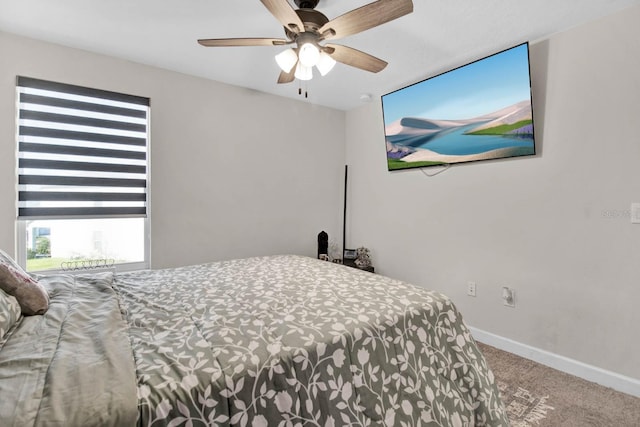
17,76,149,219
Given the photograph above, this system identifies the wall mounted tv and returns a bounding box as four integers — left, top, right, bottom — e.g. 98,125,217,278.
381,42,535,171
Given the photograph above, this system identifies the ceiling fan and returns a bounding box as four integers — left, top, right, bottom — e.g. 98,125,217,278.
198,0,414,84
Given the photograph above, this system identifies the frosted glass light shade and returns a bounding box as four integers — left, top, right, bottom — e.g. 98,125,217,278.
316,51,336,76
298,43,320,67
275,48,298,73
294,63,313,81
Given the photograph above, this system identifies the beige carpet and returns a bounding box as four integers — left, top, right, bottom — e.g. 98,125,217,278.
478,343,640,426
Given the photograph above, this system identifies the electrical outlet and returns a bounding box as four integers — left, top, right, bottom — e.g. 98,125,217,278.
631,203,640,224
467,281,476,297
502,287,515,307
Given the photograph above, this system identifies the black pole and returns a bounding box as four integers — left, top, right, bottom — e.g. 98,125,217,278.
342,165,348,259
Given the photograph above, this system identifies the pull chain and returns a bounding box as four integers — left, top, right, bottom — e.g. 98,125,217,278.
297,81,309,98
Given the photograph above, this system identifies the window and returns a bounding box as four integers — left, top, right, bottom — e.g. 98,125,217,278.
16,77,150,272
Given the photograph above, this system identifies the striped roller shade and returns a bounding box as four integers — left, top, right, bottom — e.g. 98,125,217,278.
16,76,149,219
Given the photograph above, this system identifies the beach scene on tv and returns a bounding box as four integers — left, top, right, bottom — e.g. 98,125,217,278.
382,43,535,171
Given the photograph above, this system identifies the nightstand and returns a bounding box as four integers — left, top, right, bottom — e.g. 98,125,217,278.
343,259,374,273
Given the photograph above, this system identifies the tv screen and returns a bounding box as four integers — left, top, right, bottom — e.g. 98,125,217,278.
381,42,535,171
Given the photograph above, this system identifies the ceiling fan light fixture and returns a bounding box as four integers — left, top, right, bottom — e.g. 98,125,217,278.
198,0,415,85
298,42,320,67
316,51,336,76
275,48,298,73
294,62,313,81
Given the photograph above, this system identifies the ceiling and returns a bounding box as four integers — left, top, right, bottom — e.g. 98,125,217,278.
1,0,639,111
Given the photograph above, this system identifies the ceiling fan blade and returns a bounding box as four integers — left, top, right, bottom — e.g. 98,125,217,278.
277,68,296,84
319,0,413,40
198,38,289,47
260,0,305,33
325,44,388,73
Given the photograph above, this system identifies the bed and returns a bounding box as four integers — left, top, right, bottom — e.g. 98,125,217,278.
0,254,508,426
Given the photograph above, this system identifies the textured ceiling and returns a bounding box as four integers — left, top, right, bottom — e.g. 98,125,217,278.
1,0,639,110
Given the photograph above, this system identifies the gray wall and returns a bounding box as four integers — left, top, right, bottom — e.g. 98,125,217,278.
345,6,640,379
0,31,346,268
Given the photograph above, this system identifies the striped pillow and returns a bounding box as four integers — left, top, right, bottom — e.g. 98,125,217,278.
0,288,22,345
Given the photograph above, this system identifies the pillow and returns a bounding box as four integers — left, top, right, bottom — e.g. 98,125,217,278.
0,288,22,343
0,249,49,315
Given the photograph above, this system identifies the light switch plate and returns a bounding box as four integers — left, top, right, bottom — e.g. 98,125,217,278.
631,203,640,224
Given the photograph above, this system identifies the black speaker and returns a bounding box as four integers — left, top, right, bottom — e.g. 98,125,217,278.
317,231,328,259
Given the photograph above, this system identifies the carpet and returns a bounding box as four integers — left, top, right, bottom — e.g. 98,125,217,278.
478,342,640,426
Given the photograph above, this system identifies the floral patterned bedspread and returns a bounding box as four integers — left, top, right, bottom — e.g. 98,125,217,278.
114,255,508,427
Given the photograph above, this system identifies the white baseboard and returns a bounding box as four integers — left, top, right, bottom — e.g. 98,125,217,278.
469,326,640,398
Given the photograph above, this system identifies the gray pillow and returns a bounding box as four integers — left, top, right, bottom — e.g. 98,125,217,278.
0,249,49,315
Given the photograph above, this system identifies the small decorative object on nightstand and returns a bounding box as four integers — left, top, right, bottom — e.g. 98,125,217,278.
355,247,372,269
343,248,357,260
343,247,374,273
